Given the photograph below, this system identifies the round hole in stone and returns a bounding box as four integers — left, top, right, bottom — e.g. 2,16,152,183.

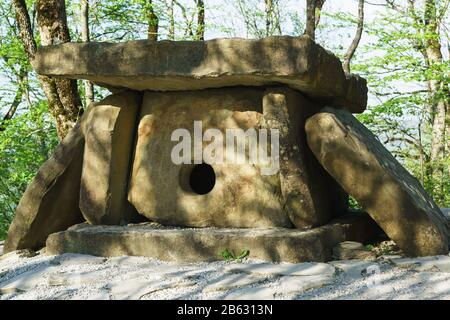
188,163,216,195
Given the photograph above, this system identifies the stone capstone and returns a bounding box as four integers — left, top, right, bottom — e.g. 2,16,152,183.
33,36,367,113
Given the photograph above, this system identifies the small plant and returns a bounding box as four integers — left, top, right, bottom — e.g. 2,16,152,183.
220,248,250,262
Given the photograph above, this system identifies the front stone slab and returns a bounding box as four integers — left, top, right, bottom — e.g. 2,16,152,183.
46,213,382,263
128,87,345,228
33,36,367,113
263,87,348,228
128,87,291,228
305,107,450,257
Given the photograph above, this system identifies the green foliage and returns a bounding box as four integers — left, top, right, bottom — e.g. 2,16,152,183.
220,248,250,262
0,102,58,239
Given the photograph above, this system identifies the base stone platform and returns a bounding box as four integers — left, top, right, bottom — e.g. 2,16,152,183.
46,213,383,263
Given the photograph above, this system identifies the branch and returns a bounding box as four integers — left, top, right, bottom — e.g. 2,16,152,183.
342,0,364,73
12,0,37,60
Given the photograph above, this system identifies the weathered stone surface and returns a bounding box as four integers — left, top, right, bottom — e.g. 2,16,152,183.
221,285,278,300
4,120,86,253
263,87,348,228
129,87,292,228
129,87,346,229
221,273,335,299
46,213,382,263
442,208,450,220
330,260,380,282
49,253,107,266
80,90,142,225
390,255,450,273
277,274,334,295
0,266,55,292
34,36,367,113
305,107,450,257
204,273,267,292
332,241,376,260
225,262,335,277
48,270,106,286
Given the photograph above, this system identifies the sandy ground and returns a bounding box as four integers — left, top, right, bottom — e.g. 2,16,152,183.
0,246,449,300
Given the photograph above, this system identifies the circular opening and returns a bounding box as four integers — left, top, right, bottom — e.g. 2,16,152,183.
188,163,216,195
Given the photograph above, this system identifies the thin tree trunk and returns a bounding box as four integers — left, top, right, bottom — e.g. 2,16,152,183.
423,0,448,200
147,0,159,40
196,0,205,40
265,0,273,37
315,0,325,28
305,0,325,41
13,0,82,139
305,0,316,40
168,0,175,40
342,0,364,73
81,0,94,106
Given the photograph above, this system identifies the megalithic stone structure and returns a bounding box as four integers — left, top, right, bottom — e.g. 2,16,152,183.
5,35,449,260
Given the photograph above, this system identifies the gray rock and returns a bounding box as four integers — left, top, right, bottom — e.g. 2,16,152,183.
4,117,86,253
333,241,376,260
34,36,367,113
0,266,57,292
204,273,267,292
108,276,196,300
390,255,450,273
277,274,335,295
50,253,107,266
330,260,381,282
221,286,278,300
225,262,335,277
48,270,107,286
221,273,335,299
80,90,142,225
46,213,382,263
305,107,450,257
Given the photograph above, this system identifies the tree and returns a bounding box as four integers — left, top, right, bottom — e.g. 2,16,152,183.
81,0,94,106
305,0,325,40
236,0,283,37
147,0,159,40
352,0,449,205
196,0,205,40
13,0,83,139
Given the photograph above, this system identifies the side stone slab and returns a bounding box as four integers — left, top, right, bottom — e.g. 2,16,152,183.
33,36,367,113
305,107,450,257
4,121,86,253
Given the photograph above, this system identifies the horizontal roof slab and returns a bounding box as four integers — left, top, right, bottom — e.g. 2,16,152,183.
34,36,367,113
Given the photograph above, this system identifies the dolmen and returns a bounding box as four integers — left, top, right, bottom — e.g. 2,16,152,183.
4,36,449,262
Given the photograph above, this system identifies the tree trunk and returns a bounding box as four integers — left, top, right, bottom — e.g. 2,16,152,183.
305,0,325,41
81,0,94,106
423,0,448,200
13,0,82,139
305,0,316,40
342,0,364,73
147,0,159,41
196,0,205,40
168,0,175,40
265,0,273,37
